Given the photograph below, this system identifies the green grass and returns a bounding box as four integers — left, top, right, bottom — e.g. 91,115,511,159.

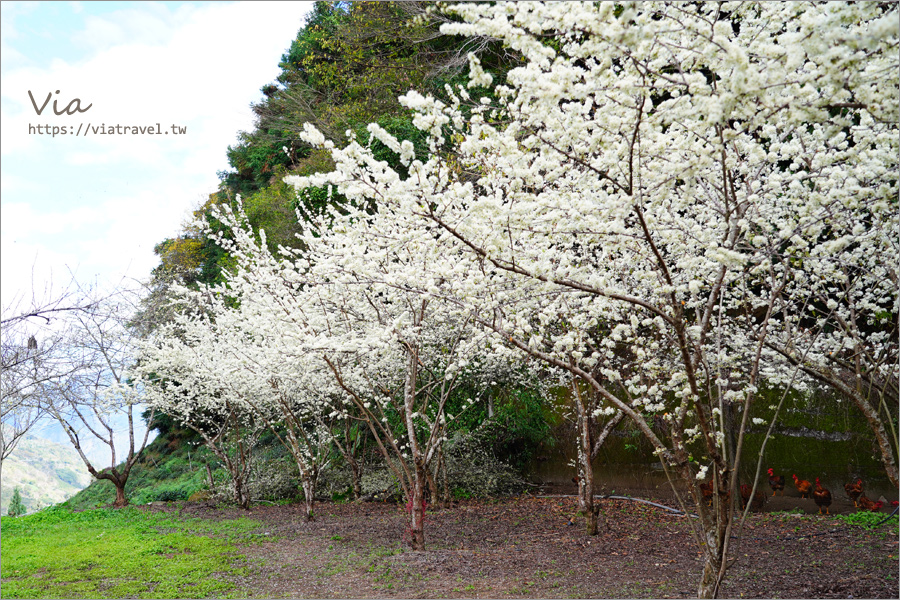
833,510,899,531
0,504,261,598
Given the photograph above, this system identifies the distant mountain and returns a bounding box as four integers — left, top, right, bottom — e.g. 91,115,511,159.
1,433,93,515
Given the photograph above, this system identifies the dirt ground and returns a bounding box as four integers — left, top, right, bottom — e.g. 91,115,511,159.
162,492,899,599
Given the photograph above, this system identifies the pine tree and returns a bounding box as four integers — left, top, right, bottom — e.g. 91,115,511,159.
7,486,26,517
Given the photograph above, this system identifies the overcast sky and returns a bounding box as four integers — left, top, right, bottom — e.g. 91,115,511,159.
1,0,313,311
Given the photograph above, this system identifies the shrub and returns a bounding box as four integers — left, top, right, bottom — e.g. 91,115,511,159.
188,490,212,502
360,466,402,501
154,487,189,502
136,481,200,503
208,457,301,504
442,431,526,498
247,458,301,501
316,463,355,500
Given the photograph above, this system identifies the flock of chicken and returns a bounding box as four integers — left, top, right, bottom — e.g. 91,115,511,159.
698,469,890,515
767,469,886,514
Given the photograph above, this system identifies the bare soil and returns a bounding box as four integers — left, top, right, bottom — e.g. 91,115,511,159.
159,492,899,599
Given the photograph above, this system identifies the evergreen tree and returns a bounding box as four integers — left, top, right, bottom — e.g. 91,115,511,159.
7,486,26,517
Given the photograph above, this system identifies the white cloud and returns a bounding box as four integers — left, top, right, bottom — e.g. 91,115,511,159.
0,1,314,309
71,4,178,53
4,2,314,157
1,201,100,238
0,171,40,196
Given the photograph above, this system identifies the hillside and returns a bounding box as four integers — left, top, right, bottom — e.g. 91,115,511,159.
1,433,93,515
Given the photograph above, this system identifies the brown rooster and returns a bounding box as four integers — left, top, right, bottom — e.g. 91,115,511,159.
767,468,785,496
857,495,884,512
813,478,832,515
793,474,812,499
740,484,766,511
844,478,864,506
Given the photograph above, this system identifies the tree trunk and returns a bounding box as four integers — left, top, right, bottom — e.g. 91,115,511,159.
408,464,427,551
773,347,900,489
438,447,451,508
441,453,451,509
722,401,737,466
575,474,586,513
696,476,731,599
233,476,249,510
113,480,128,507
582,468,598,536
697,552,723,599
425,463,439,509
302,478,316,521
572,378,599,535
853,392,899,488
348,457,361,501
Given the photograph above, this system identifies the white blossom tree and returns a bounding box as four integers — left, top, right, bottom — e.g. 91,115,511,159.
287,2,898,595
206,200,527,547
137,315,267,511
137,280,339,517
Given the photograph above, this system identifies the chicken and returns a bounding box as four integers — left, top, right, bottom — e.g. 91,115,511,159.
857,495,884,512
844,478,864,506
793,474,812,499
767,468,785,496
813,478,832,515
699,481,714,506
740,484,766,511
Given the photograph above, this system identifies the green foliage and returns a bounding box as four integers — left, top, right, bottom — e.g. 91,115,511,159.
451,487,473,500
360,467,402,500
833,510,899,531
146,482,193,503
226,137,293,193
149,237,206,287
451,387,556,472
7,487,26,517
0,505,260,598
280,2,447,131
68,428,309,510
240,179,306,252
349,114,430,178
219,0,513,209
317,462,359,499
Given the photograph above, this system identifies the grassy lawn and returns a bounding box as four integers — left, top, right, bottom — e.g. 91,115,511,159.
0,504,261,599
